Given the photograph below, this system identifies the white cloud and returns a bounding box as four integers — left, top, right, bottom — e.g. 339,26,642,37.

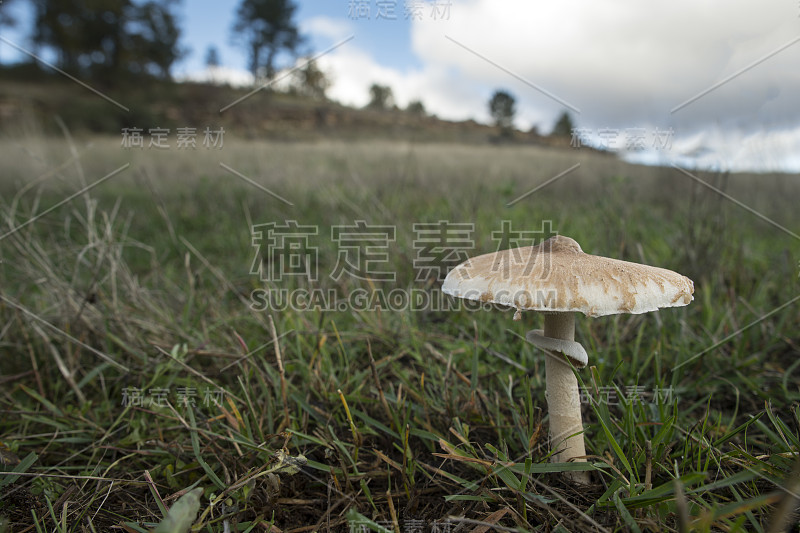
317,45,485,118
624,125,800,173
411,0,800,131
300,16,354,42
300,16,491,120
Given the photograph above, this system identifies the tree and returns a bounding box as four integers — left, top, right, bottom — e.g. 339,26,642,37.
292,59,330,100
205,45,221,84
367,83,394,110
232,0,303,81
551,110,575,138
31,0,131,76
128,0,186,79
406,100,426,116
489,89,516,135
30,0,184,80
205,46,221,69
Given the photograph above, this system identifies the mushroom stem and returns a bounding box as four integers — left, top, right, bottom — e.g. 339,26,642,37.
543,312,590,484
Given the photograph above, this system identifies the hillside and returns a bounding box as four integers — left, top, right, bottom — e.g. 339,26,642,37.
0,64,573,146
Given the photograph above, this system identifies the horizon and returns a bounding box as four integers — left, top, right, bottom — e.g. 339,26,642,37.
1,0,799,172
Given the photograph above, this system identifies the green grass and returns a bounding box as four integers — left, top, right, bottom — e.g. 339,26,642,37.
0,133,799,532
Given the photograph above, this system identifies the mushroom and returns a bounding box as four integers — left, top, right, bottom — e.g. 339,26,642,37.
441,235,694,484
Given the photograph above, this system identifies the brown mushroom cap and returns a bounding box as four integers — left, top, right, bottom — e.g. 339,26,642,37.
442,235,694,318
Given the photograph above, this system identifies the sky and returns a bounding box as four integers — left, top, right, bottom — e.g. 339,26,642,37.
2,0,799,172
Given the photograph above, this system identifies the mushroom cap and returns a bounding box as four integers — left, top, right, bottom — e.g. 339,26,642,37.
442,235,694,318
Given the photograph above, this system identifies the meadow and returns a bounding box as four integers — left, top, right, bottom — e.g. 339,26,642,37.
0,132,799,532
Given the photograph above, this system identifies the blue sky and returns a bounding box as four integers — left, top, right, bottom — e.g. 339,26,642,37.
178,0,423,74
2,1,800,172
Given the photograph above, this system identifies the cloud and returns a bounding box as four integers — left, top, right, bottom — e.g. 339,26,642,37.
300,16,354,42
411,1,800,131
317,44,486,119
300,15,492,121
623,125,800,173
